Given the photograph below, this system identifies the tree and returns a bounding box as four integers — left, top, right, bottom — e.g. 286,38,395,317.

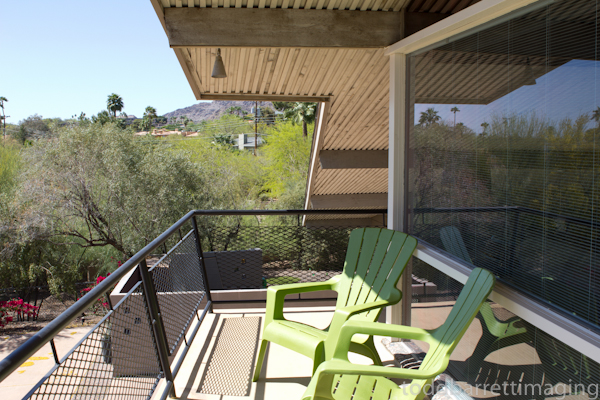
259,106,276,125
481,122,489,135
262,121,312,207
272,101,294,112
106,93,124,117
91,110,112,125
142,106,158,131
144,106,157,121
226,106,243,117
451,106,460,127
592,107,600,127
16,114,51,143
211,132,235,148
17,122,209,256
0,97,7,144
418,108,441,127
283,102,317,137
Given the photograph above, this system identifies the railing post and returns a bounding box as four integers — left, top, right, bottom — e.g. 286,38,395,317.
192,216,213,312
507,208,521,280
139,259,176,398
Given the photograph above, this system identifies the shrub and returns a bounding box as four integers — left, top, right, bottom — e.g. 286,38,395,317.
0,298,38,327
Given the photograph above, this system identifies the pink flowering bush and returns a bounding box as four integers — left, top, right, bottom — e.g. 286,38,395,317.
0,298,39,328
79,273,111,315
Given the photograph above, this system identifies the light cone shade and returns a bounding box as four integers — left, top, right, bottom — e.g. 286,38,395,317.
212,49,227,78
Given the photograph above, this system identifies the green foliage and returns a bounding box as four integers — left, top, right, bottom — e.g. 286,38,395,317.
15,114,52,142
17,122,211,256
0,105,317,291
283,102,317,137
272,101,294,112
193,114,250,136
91,110,126,129
418,108,441,126
261,121,312,208
258,106,276,125
159,123,180,131
266,276,299,285
169,134,264,210
0,143,21,199
142,106,158,131
211,132,235,148
106,93,124,117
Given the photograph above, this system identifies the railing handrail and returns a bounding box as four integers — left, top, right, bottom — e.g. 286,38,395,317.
412,205,599,228
192,209,386,216
0,208,386,383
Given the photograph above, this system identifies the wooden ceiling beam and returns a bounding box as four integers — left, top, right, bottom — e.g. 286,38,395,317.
198,94,330,102
405,11,451,36
319,150,388,169
310,193,387,209
165,8,404,48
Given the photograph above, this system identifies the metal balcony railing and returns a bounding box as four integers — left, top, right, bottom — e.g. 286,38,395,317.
0,209,385,400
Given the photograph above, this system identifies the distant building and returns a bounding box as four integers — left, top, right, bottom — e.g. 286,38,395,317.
234,133,264,150
134,129,196,138
116,114,137,125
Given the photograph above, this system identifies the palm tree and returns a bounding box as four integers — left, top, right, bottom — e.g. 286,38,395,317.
592,107,600,127
418,108,441,127
0,96,7,143
144,106,157,122
284,102,317,137
107,93,124,117
481,122,489,135
451,106,460,127
226,106,243,116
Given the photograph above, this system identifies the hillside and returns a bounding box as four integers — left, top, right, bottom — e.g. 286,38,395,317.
163,100,274,122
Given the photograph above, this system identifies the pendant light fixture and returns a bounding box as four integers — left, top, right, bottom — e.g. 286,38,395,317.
211,48,227,79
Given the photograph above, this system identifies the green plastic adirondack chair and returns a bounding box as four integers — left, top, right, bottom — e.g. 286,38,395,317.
466,302,529,377
301,268,495,400
439,226,529,379
440,226,472,264
253,228,418,381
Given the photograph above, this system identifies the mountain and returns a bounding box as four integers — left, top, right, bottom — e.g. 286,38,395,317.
163,100,274,122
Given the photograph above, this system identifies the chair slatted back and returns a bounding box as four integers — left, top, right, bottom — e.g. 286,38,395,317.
336,228,418,320
440,226,472,264
421,268,495,371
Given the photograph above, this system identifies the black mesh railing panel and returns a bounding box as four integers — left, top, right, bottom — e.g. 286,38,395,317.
200,226,355,289
411,208,600,326
30,284,161,400
411,258,463,303
1,212,382,399
150,230,207,354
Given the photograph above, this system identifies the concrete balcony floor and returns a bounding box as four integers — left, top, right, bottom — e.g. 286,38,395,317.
0,302,550,400
164,306,396,400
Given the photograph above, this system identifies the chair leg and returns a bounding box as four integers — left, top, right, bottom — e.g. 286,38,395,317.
350,336,382,366
312,343,325,375
363,336,382,366
253,339,269,382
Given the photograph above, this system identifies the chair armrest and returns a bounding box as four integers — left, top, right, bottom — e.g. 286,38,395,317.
265,275,340,323
332,320,433,360
317,358,445,381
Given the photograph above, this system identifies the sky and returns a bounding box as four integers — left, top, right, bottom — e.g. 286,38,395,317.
416,59,600,133
2,0,205,123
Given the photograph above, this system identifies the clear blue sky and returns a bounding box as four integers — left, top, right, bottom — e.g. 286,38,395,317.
2,0,204,123
416,59,600,133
